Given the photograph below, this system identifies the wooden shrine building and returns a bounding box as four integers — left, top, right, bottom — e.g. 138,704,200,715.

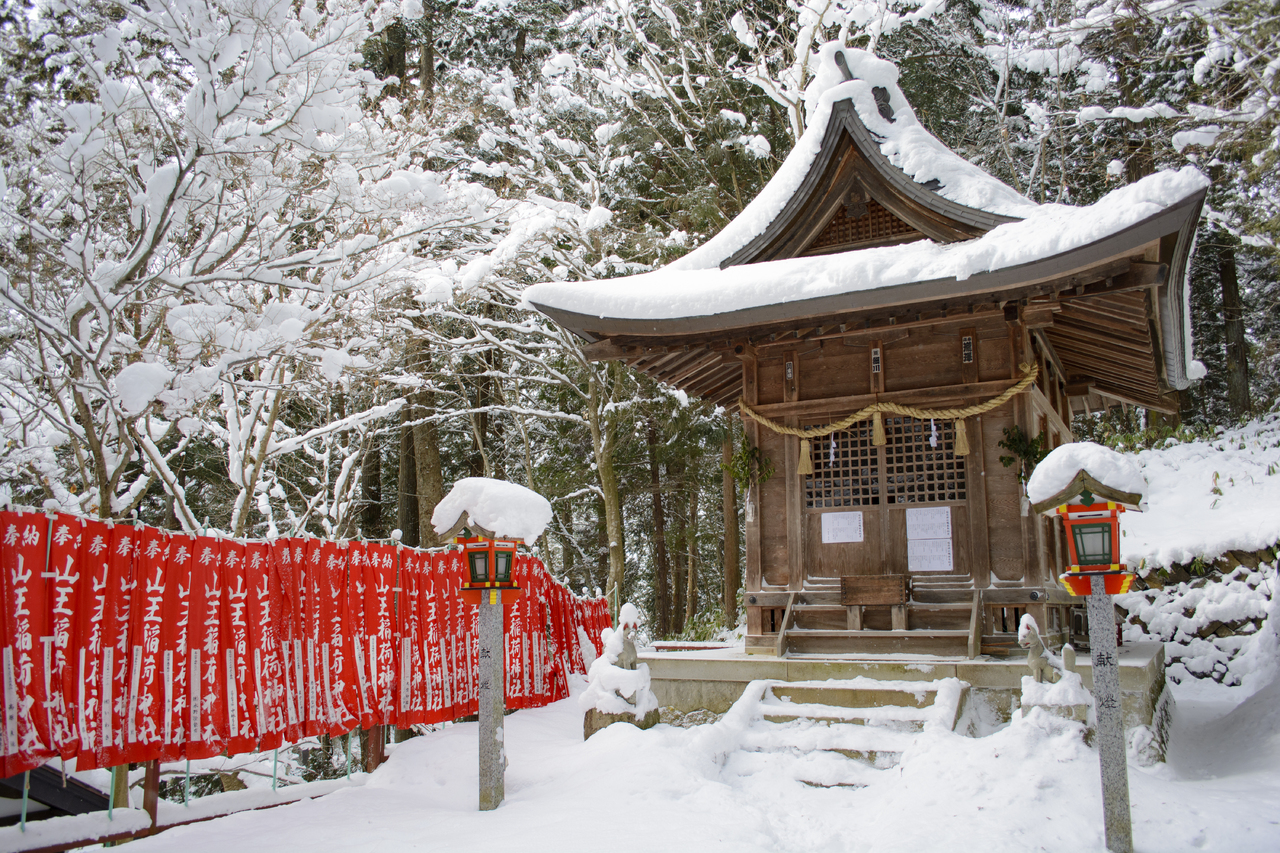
526,47,1206,657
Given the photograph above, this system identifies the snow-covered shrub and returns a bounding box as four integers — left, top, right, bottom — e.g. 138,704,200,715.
1117,562,1276,688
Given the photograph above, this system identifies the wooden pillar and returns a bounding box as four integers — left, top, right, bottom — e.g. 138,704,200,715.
738,345,762,596
967,414,991,589
722,411,740,628
783,349,803,591
143,760,160,834
365,725,386,772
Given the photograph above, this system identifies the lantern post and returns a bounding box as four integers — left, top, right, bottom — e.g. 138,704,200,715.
431,478,551,813
1031,466,1143,853
457,534,521,811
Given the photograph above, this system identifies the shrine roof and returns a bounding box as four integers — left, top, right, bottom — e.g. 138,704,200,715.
527,168,1205,331
524,44,1208,410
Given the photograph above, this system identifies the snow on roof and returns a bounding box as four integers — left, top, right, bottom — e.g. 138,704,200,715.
1026,442,1147,506
668,44,1035,274
431,477,552,544
524,166,1207,323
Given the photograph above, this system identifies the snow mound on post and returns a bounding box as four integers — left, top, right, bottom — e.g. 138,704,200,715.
430,477,552,544
1026,442,1146,505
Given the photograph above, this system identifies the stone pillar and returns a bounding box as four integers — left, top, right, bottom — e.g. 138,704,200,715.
1087,577,1132,853
478,596,505,811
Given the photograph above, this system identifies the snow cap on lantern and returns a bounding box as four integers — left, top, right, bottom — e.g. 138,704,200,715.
1028,442,1145,596
432,477,552,544
433,477,552,602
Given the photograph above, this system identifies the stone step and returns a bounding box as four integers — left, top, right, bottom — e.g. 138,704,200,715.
786,628,971,657
758,678,968,731
740,717,915,768
791,605,970,632
761,701,933,732
723,742,884,788
769,682,936,709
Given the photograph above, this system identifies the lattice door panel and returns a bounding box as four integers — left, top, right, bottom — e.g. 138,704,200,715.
804,426,880,508
883,416,967,504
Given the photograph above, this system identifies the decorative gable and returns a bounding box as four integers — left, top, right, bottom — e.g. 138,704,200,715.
802,193,924,256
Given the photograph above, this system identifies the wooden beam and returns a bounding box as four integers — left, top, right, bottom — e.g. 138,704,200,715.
1059,261,1166,300
1049,341,1156,378
1089,384,1177,413
1053,307,1147,337
580,339,631,361
1045,324,1154,357
746,378,1025,420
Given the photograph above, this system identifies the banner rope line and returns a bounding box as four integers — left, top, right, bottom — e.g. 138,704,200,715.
737,363,1038,472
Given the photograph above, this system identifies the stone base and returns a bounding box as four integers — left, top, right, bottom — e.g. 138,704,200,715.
583,707,660,740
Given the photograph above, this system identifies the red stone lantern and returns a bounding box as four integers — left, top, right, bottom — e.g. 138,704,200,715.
456,534,522,605
1031,470,1141,596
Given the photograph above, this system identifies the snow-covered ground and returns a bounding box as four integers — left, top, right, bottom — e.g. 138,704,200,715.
107,672,1278,853
108,420,1280,853
1121,414,1280,570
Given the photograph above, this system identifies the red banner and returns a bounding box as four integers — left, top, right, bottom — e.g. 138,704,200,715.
425,550,448,724
157,533,192,760
47,515,82,761
247,541,284,748
220,540,255,754
269,539,305,743
363,544,397,726
1,511,52,775
346,542,372,729
185,535,224,759
322,541,358,734
0,507,602,775
127,526,167,757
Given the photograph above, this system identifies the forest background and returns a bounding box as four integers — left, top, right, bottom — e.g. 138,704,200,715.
1,0,1277,639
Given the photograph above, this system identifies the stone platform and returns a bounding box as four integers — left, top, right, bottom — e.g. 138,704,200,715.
640,642,1167,731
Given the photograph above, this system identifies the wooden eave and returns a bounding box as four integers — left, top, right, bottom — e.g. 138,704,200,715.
719,100,1020,267
550,187,1204,412
542,187,1202,344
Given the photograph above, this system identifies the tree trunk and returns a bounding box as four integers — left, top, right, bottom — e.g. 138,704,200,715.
397,408,419,547
722,413,739,628
420,18,435,114
587,367,626,622
361,436,381,538
668,456,686,634
685,483,698,629
1218,233,1252,418
413,389,444,547
646,420,671,637
386,22,407,99
594,497,610,594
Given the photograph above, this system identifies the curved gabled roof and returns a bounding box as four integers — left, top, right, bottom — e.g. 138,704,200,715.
664,45,1036,273
527,169,1206,334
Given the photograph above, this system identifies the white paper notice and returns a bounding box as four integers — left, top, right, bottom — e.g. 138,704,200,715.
821,511,864,543
906,506,953,572
908,537,953,572
906,506,951,541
